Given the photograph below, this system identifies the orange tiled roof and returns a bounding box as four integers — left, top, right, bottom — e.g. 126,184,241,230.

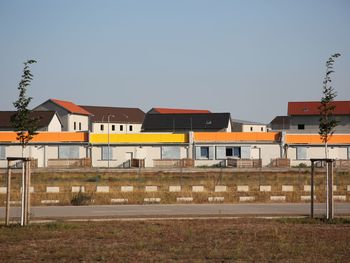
51,99,91,116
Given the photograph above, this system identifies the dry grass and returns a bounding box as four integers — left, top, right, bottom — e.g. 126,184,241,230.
1,169,349,205
0,218,349,262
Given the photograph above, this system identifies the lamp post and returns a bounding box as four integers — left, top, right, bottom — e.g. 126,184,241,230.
105,114,115,168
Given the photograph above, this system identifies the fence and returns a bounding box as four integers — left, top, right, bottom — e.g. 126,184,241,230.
227,158,262,168
47,158,92,168
153,159,194,168
269,158,291,168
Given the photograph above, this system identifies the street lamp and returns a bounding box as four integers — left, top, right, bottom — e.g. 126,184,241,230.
103,114,115,168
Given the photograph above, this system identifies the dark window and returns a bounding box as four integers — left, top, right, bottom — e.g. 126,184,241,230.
250,127,253,131
100,124,104,131
200,147,209,158
79,122,82,130
226,148,233,157
129,125,133,131
298,124,305,130
112,125,115,131
261,127,263,131
233,147,241,158
74,122,76,130
120,125,123,131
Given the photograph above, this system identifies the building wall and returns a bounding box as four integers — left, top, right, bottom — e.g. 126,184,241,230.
47,114,62,132
242,124,267,132
35,101,69,131
287,145,350,166
91,145,189,168
92,123,142,134
193,143,281,166
289,115,350,133
232,123,267,132
68,114,89,132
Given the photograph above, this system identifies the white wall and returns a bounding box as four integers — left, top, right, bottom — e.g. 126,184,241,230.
242,124,267,132
68,114,89,131
47,114,62,132
92,122,142,134
288,145,350,166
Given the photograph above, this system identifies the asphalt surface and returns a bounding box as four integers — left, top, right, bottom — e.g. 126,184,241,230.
1,203,350,220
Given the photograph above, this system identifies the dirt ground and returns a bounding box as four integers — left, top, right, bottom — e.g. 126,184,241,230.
0,218,349,262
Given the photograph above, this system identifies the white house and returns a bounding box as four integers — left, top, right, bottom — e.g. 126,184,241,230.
33,99,91,132
79,105,145,134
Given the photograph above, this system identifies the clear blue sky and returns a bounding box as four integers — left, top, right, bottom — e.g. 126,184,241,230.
1,0,349,123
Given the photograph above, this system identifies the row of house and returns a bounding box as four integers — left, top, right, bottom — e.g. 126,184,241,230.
0,99,349,168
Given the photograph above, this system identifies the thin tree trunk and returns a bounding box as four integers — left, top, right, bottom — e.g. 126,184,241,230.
325,142,329,219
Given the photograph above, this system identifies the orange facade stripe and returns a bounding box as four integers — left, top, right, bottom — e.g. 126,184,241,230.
0,132,88,143
194,132,280,142
285,134,350,144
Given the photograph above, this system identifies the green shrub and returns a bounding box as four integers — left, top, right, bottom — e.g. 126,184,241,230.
71,192,92,206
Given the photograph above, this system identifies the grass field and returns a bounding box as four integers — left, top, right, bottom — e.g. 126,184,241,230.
1,169,349,205
0,218,349,262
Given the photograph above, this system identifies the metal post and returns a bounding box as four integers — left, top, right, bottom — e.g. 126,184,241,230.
27,160,31,224
326,161,329,219
23,161,28,226
107,114,115,169
108,116,110,168
20,161,25,226
310,160,314,218
328,161,334,220
5,160,11,226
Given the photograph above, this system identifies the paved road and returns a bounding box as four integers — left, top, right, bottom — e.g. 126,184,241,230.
1,203,350,219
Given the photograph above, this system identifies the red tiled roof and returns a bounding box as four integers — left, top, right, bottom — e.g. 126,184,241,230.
51,99,91,116
288,101,350,116
151,108,211,114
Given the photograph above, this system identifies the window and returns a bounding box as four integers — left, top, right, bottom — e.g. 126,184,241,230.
296,147,307,160
298,124,305,130
112,125,115,131
233,147,241,158
261,127,264,132
100,124,104,131
79,122,82,130
129,125,133,132
74,122,76,130
217,146,242,159
58,146,79,159
120,125,123,131
0,146,6,160
250,127,253,132
101,146,113,160
226,148,233,157
200,147,209,159
196,146,214,159
161,146,180,159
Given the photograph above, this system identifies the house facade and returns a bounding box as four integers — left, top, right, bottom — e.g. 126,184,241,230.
288,101,350,133
79,105,144,134
33,99,91,132
231,119,267,132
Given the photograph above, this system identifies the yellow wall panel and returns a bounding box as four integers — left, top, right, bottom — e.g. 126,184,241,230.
90,133,188,144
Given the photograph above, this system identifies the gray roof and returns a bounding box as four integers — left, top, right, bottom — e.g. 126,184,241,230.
231,119,266,126
142,113,231,132
0,111,59,129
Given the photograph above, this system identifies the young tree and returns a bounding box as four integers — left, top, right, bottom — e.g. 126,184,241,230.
319,53,340,158
11,59,39,156
319,53,340,220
